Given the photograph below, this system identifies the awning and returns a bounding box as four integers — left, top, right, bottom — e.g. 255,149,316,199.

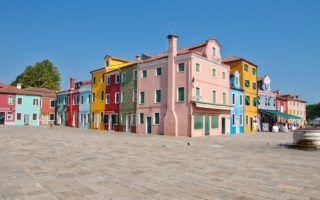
259,109,300,119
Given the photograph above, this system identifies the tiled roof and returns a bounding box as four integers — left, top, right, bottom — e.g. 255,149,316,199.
278,94,306,103
24,87,57,98
0,82,9,88
0,86,40,96
104,54,134,63
222,56,258,67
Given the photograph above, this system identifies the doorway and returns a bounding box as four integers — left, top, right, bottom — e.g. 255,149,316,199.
205,115,210,136
126,115,131,133
250,117,253,132
111,114,117,130
235,117,240,133
146,117,152,134
221,117,226,134
0,112,5,125
24,114,30,125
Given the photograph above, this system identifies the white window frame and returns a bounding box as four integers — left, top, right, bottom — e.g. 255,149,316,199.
177,63,185,73
232,93,236,105
7,96,14,105
132,89,137,102
155,67,162,76
196,63,201,73
177,87,185,102
115,74,120,84
133,70,137,80
101,74,105,83
139,91,145,104
121,91,125,103
106,76,111,85
139,113,144,124
100,91,104,101
115,92,120,104
106,93,110,104
121,73,126,83
141,70,147,78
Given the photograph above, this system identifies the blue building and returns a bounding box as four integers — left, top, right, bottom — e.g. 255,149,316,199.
15,93,41,126
56,91,67,126
78,80,91,129
230,71,244,134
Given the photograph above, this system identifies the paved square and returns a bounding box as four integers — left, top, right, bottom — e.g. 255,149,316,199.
0,126,319,200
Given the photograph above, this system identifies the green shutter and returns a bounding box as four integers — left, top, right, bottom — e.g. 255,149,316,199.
211,115,219,128
245,80,250,87
253,82,257,89
141,92,145,104
253,97,257,106
156,90,161,102
244,64,249,71
178,87,184,101
194,115,203,129
245,96,250,105
252,67,256,75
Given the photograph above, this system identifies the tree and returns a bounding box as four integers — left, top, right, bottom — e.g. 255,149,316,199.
306,103,320,121
11,59,61,90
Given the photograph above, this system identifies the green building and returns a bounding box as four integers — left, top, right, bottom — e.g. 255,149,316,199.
119,63,137,132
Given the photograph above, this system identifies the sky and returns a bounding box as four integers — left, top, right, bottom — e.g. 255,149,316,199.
0,0,319,103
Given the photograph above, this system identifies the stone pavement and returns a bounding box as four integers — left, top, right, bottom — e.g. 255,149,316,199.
0,126,319,200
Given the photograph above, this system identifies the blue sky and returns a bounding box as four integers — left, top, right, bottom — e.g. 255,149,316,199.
0,0,319,103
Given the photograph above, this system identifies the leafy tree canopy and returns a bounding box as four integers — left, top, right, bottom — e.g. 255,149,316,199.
11,59,61,90
306,103,320,121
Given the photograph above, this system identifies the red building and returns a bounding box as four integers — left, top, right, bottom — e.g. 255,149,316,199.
66,78,80,127
105,70,121,131
0,83,17,125
24,87,56,125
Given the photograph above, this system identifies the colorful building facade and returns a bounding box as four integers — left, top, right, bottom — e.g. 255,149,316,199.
15,93,41,126
0,84,16,125
90,55,132,130
56,92,67,126
78,80,91,129
230,71,244,134
223,57,258,133
279,94,306,126
136,35,231,137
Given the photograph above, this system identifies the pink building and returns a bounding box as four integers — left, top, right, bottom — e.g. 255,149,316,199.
136,35,231,137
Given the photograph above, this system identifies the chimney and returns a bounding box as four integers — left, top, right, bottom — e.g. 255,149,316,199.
70,78,75,90
136,54,141,61
163,34,179,136
16,83,21,89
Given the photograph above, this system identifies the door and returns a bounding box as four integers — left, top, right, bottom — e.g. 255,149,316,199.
126,115,130,133
250,117,253,132
0,112,5,125
205,115,210,135
221,117,226,134
236,117,240,133
111,114,117,130
43,115,48,125
24,114,30,125
146,117,152,134
83,114,87,128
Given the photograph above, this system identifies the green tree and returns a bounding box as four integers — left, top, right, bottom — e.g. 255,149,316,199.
11,59,61,90
306,103,320,121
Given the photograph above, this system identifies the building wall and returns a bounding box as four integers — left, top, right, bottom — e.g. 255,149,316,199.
15,94,41,126
79,84,91,129
258,91,277,110
56,93,67,126
230,88,244,134
66,91,79,127
287,100,306,125
0,93,15,125
227,60,258,132
40,97,56,125
276,98,287,113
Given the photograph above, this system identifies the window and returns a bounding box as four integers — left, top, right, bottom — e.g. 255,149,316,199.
156,67,162,76
7,96,14,105
232,114,235,126
139,113,144,124
67,96,70,105
194,115,203,129
115,92,120,103
33,99,38,106
258,96,261,105
155,90,161,103
88,94,91,103
245,115,249,125
106,94,110,104
236,77,239,85
81,96,84,104
196,63,200,72
121,91,125,103
100,112,104,122
121,114,126,125
212,69,216,77
223,93,226,105
142,70,147,78
33,114,37,120
50,114,55,121
93,76,96,84
132,89,137,102
239,94,243,106
50,100,55,108
92,113,95,122
104,115,108,123
100,91,104,101
211,115,219,128
121,73,126,83
240,114,243,126
245,96,250,105
133,70,138,80
17,113,21,120
196,87,200,100
212,91,216,104
73,95,78,105
265,97,268,106
177,87,185,102
106,76,110,85
245,80,250,87
252,67,256,75
244,64,249,71
232,93,236,105
222,72,226,79
253,97,257,106
154,113,160,125
253,82,257,89
115,74,120,83
139,91,145,104
212,47,216,56
178,63,185,72
101,74,105,83
64,97,67,105
7,112,13,120
132,114,136,125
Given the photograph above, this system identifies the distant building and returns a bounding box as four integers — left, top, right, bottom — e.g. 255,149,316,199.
78,80,91,129
279,94,307,126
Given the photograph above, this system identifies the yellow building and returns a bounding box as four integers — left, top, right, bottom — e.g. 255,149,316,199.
223,56,258,132
90,55,132,130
